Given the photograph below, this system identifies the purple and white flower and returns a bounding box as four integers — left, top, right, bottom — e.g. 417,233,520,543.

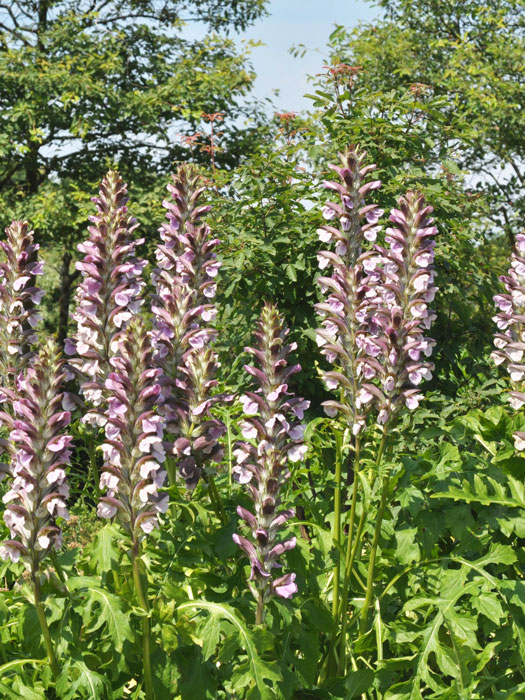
97,318,168,537
150,166,226,488
0,221,44,403
233,304,308,615
0,340,72,570
315,146,385,434
371,191,438,424
66,171,146,417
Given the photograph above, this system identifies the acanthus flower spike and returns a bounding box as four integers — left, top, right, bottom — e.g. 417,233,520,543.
97,317,169,537
95,317,164,700
172,347,226,490
318,144,384,266
372,191,438,425
151,165,225,489
0,339,72,568
65,171,146,424
315,145,384,434
233,304,308,623
491,232,525,450
0,221,44,403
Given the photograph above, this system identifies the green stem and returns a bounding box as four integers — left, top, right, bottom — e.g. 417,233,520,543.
359,472,391,635
111,568,121,594
346,509,366,590
204,473,227,526
32,570,59,680
255,591,265,626
375,598,383,663
337,428,388,673
131,541,154,700
225,412,233,496
336,436,361,675
165,457,177,488
331,429,344,620
49,549,66,584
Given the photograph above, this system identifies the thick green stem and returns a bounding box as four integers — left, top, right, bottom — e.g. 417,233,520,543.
131,542,154,700
331,429,344,619
359,473,391,635
336,436,361,674
339,438,361,606
337,429,388,673
225,412,233,496
375,597,383,662
255,591,265,626
165,456,177,488
358,427,391,635
346,508,366,590
203,473,227,525
32,571,59,679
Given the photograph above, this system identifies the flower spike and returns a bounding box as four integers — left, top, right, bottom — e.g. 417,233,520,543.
0,221,44,401
0,339,72,568
372,191,438,424
97,317,168,537
151,165,225,489
315,145,384,434
233,304,308,621
66,171,146,420
492,232,525,450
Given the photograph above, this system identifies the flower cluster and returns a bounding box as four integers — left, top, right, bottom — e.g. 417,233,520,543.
152,164,219,375
233,304,309,605
172,348,225,489
151,165,224,488
315,146,385,433
65,171,146,418
317,145,383,267
371,191,437,424
0,221,44,401
316,150,438,430
491,233,525,450
97,318,168,538
0,340,71,568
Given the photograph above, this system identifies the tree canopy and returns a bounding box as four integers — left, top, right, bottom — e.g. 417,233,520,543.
0,0,269,339
326,0,524,245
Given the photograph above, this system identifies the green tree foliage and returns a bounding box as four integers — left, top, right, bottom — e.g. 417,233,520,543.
0,0,269,339
291,1,523,404
210,118,324,399
327,0,524,246
207,0,524,406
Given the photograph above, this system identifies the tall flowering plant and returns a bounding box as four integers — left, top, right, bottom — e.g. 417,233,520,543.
96,317,167,700
0,220,44,401
0,339,72,678
356,190,438,635
151,165,225,490
66,170,146,421
314,146,385,644
315,148,439,670
491,232,525,451
233,303,308,624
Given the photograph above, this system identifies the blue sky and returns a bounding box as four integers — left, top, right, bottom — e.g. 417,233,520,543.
237,0,380,111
